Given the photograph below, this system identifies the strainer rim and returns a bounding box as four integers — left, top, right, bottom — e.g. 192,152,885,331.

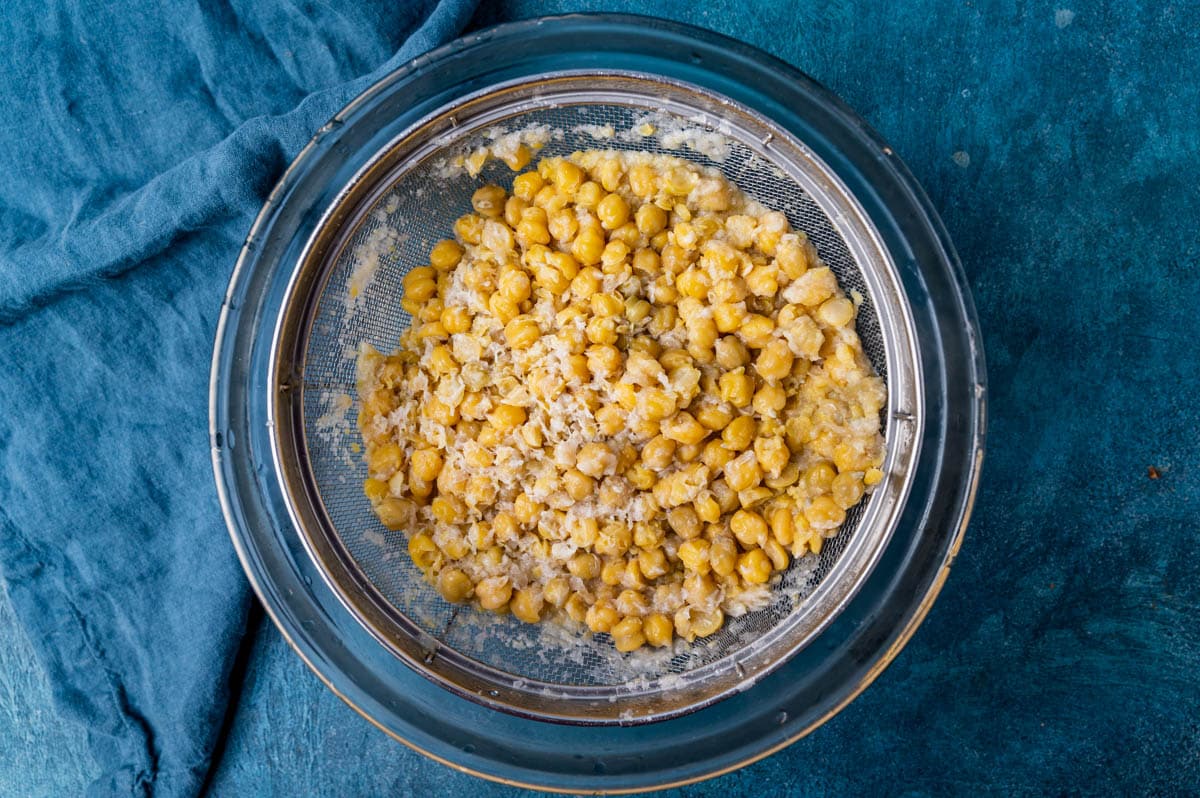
267,70,923,724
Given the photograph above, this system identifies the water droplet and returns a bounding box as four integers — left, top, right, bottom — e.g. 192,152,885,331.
226,430,236,449
214,432,223,448
594,761,607,774
689,51,702,64
488,690,499,697
776,711,789,724
463,743,476,754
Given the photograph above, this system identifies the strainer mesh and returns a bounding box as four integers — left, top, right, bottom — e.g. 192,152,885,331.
299,102,885,692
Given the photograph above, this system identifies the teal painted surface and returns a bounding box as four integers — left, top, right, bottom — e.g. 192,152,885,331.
3,0,1199,795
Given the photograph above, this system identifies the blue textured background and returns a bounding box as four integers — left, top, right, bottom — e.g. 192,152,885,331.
3,0,1198,795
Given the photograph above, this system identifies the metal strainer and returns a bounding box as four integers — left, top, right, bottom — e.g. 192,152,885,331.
268,72,922,724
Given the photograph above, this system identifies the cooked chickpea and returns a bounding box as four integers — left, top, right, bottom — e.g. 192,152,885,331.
438,568,474,603
725,450,763,492
504,315,540,348
768,505,796,546
738,548,773,584
410,449,443,482
730,509,769,548
572,227,606,265
585,601,620,633
818,296,855,327
577,441,616,478
640,387,678,422
511,587,544,623
805,495,847,530
641,435,677,470
476,576,512,611
722,415,758,451
678,538,711,573
610,617,646,652
430,239,464,270
753,383,787,417
597,192,630,230
512,171,544,201
471,184,507,217
666,506,702,540
661,411,708,445
719,370,754,407
643,613,674,647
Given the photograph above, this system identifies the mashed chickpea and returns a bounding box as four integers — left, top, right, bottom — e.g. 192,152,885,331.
356,150,885,651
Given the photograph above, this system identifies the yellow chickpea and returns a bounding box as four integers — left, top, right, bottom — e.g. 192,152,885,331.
730,509,769,548
476,576,512,611
498,267,532,304
429,239,464,270
440,305,472,334
818,296,856,327
585,601,620,633
488,403,527,432
755,339,794,381
700,440,735,471
754,435,790,477
661,411,708,445
504,315,540,348
695,401,735,431
722,415,758,451
643,613,674,647
454,213,484,244
804,462,838,493
576,441,616,478
667,505,702,539
438,568,474,603
710,535,738,576
641,435,677,470
714,336,751,369
586,315,618,345
763,537,790,571
510,587,544,623
738,548,773,584
725,450,763,492
745,265,779,297
805,495,847,530
512,171,544,201
597,192,630,229
410,449,443,482
572,227,606,265
678,538,711,574
768,505,796,546
753,384,787,417
718,371,755,408
610,617,646,652
471,184,507,217
563,468,596,501
408,533,439,570
738,315,775,349
640,387,678,422
545,158,585,193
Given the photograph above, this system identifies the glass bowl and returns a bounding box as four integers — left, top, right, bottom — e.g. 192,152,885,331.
210,13,986,792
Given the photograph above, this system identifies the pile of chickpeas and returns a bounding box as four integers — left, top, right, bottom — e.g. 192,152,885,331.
356,149,885,653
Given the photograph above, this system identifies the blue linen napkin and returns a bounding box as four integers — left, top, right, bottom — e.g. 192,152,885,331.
0,1,477,794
